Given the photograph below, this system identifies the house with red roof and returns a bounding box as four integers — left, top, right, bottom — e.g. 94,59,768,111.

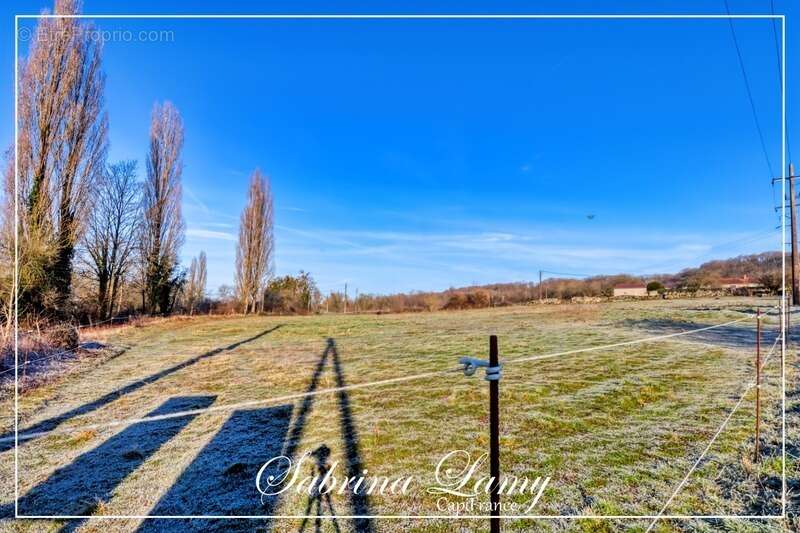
613,283,648,297
718,275,759,290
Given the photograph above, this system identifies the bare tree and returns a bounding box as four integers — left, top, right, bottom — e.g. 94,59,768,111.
81,160,140,319
11,0,108,314
235,170,274,314
186,257,198,313
139,102,185,314
185,250,207,314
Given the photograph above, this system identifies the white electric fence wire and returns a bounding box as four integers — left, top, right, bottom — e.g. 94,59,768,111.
0,343,86,376
5,317,139,376
2,367,465,444
18,315,129,335
504,314,757,366
3,312,767,445
645,335,781,531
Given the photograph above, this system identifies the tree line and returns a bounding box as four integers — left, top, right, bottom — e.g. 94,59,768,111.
0,0,282,340
316,252,785,314
0,1,786,341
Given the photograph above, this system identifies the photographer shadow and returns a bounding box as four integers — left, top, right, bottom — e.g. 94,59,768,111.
121,337,370,532
298,444,341,533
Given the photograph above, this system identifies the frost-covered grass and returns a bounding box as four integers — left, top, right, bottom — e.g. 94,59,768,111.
0,298,795,532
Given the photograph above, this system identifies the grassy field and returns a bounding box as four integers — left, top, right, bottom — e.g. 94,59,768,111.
0,298,796,532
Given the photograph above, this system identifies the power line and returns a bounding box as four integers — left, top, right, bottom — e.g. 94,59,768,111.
539,270,592,279
620,227,779,276
769,0,793,161
723,0,775,177
771,178,783,225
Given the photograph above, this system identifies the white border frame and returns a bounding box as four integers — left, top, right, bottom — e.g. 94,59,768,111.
12,12,787,525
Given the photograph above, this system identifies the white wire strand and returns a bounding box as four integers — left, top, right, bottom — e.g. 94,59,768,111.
3,316,138,376
504,314,757,366
0,343,86,376
2,312,764,444
1,367,465,444
645,335,781,531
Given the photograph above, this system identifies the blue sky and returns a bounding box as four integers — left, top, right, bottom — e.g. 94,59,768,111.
2,1,797,295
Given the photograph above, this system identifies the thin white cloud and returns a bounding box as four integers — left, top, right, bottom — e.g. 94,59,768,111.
187,228,237,242
184,185,211,215
201,222,235,229
274,225,778,283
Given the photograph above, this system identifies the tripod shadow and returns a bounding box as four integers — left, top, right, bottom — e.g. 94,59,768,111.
137,338,371,531
0,396,216,524
15,337,374,530
1,325,282,453
329,339,373,532
281,338,373,533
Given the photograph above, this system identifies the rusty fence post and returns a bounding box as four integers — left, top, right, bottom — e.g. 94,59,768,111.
754,309,761,462
785,303,789,367
787,303,791,351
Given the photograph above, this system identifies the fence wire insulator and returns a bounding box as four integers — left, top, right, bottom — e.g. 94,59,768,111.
458,356,502,381
484,365,502,381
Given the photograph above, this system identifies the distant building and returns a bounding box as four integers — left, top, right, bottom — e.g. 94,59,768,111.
718,275,760,290
613,283,648,297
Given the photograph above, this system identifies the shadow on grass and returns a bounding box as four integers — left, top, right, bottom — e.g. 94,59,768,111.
0,396,215,523
623,318,779,350
298,444,342,533
0,325,282,454
5,336,373,531
149,338,372,532
328,339,373,533
137,404,294,533
280,338,373,533
126,338,371,531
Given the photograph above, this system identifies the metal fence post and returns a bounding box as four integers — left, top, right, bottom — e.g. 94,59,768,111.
489,335,500,533
458,339,503,532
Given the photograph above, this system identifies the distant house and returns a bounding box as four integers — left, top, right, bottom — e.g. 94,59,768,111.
613,283,648,297
718,275,760,290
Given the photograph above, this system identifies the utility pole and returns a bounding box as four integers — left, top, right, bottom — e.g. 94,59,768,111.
790,163,799,305
344,283,348,314
538,270,543,302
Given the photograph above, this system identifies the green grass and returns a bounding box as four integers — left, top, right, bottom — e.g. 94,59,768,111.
0,298,795,532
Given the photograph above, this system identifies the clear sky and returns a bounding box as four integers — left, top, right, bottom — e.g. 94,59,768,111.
1,1,797,295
